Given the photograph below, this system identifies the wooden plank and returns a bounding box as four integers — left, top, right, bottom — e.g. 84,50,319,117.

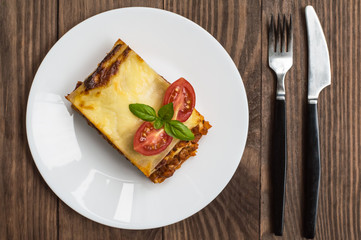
58,0,163,38
317,0,361,238
2,0,359,239
59,203,162,240
0,0,58,239
57,1,163,239
261,0,361,239
163,1,262,239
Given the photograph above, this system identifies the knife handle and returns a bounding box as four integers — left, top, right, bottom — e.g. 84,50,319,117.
304,101,321,239
272,98,287,236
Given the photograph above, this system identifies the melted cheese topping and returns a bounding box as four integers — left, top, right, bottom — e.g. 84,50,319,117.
66,41,202,176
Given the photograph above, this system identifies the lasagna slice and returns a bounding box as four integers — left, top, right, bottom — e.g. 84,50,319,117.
66,39,211,183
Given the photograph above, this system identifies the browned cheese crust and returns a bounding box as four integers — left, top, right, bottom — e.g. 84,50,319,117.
84,44,130,91
71,102,211,183
66,39,211,183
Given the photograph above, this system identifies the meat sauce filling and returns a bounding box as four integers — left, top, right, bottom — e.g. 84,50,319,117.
149,121,211,183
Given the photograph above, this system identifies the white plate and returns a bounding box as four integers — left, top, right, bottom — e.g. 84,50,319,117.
26,7,248,229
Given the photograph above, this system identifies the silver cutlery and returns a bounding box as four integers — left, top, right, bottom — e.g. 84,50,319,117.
268,14,293,236
304,6,331,239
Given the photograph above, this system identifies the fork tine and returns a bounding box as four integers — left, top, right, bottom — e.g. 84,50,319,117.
276,14,282,52
287,15,293,52
281,15,287,52
269,15,275,53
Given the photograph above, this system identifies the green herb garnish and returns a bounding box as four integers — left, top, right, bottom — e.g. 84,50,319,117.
164,120,195,141
128,103,157,122
129,103,194,141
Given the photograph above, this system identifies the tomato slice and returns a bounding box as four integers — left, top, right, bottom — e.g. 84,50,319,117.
163,78,196,122
133,122,173,156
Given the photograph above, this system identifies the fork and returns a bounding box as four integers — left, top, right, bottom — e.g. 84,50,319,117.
268,14,293,236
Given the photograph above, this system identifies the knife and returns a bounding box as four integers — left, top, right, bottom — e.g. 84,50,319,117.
304,6,331,239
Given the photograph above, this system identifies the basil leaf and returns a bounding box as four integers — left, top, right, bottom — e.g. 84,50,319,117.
129,104,156,122
164,122,174,138
164,120,194,141
158,103,174,121
153,118,164,129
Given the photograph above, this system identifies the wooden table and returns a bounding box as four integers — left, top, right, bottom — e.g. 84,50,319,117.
1,0,360,239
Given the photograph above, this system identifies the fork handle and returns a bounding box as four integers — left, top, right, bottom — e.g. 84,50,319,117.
272,98,287,236
304,102,321,239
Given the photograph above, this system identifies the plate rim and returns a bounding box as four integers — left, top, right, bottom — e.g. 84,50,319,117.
26,6,249,229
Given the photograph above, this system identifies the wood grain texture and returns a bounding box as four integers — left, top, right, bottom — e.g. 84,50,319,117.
0,0,58,239
1,0,360,239
58,0,163,38
318,0,361,238
163,1,261,239
261,1,361,239
57,1,163,239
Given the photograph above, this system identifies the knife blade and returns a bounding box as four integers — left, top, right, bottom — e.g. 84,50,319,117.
304,5,331,239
